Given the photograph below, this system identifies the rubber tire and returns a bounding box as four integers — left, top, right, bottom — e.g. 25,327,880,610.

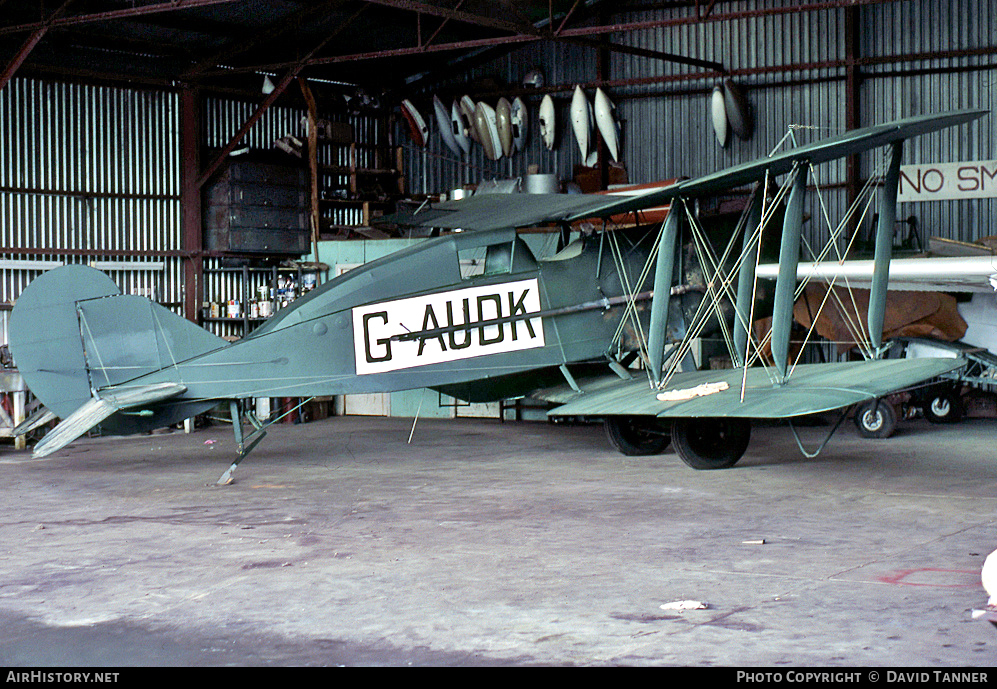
854,399,897,439
670,417,751,470
604,416,671,456
923,390,963,424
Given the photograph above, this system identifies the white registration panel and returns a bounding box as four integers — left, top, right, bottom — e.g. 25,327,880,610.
353,278,545,375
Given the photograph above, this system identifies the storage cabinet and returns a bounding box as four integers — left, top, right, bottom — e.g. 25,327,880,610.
203,160,311,255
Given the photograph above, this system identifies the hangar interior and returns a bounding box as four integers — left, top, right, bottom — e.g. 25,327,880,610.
1,0,995,431
1,0,997,667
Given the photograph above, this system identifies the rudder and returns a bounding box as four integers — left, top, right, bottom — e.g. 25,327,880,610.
9,265,226,420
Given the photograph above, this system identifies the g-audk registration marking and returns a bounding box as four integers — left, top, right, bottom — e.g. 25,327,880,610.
353,278,545,375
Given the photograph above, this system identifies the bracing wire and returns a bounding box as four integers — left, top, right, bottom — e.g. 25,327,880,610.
647,125,901,409
77,309,112,390
605,223,661,378
788,150,893,369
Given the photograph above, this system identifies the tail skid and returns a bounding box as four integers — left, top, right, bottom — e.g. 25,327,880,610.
216,400,268,485
13,406,56,438
215,396,315,485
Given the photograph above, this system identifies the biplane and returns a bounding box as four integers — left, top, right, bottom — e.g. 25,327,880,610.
7,109,987,482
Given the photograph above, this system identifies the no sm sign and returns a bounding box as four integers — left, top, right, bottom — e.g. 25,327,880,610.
898,160,997,202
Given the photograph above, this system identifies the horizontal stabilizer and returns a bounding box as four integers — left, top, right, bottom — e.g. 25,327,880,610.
31,382,187,459
13,406,56,437
32,397,118,459
98,382,189,409
9,265,226,421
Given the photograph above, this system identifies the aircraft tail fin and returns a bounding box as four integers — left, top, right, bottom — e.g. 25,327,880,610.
8,265,226,453
10,265,225,412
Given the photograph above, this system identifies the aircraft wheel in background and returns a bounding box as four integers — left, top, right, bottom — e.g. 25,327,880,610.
854,399,897,438
923,389,963,424
603,416,671,456
670,417,750,470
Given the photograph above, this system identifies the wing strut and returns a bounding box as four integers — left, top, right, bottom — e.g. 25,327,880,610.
646,207,681,385
733,186,764,367
771,163,809,382
868,140,903,354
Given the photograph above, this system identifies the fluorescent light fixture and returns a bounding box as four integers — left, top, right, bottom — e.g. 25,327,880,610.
92,261,165,271
0,260,165,271
0,260,64,270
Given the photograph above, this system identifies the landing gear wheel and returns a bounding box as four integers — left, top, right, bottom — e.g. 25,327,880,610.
854,399,897,438
923,390,963,424
670,417,750,470
603,416,671,456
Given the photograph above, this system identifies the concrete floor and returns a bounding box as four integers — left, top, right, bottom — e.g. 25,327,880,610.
0,413,996,667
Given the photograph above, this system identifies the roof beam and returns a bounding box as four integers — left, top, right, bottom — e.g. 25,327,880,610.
360,0,530,35
387,0,725,71
552,0,585,34
195,69,300,189
214,0,895,79
557,36,724,72
421,0,467,49
0,0,241,36
183,0,353,78
694,0,719,21
556,0,901,38
0,0,75,91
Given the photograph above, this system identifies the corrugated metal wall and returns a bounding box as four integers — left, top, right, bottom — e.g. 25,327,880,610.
861,0,997,244
405,0,996,252
613,1,848,181
0,73,388,341
1,0,994,347
0,77,182,338
612,0,851,255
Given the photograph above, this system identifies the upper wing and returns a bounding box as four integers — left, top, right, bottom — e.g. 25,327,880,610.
386,110,988,232
387,192,631,231
757,255,997,293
